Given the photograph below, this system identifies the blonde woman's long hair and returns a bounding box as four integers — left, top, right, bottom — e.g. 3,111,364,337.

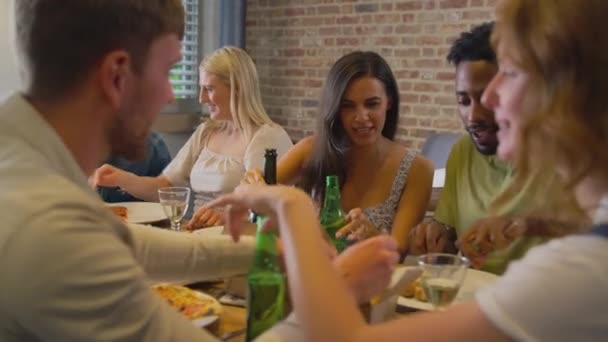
199,46,275,141
491,0,608,224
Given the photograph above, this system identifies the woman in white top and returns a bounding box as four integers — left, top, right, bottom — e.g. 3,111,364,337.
207,0,608,340
93,46,293,227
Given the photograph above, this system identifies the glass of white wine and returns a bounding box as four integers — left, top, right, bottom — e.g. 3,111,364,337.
158,187,191,231
417,253,469,311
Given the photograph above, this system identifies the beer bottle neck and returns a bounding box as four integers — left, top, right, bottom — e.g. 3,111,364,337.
250,216,280,272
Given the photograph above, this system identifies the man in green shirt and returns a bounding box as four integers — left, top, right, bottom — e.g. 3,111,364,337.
408,22,546,274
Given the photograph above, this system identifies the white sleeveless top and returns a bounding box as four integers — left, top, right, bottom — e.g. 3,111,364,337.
163,121,293,208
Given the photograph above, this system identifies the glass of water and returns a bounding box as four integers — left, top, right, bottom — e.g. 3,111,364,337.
158,187,191,231
417,253,469,311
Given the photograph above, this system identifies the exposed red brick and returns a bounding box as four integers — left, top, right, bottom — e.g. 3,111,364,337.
415,59,443,68
318,5,341,15
414,82,442,92
402,13,415,22
416,35,443,45
375,37,400,45
395,1,423,11
336,37,360,46
355,26,378,35
341,4,354,14
395,24,422,34
303,79,323,88
381,3,394,11
302,17,324,26
319,27,341,36
433,118,462,130
463,10,493,20
374,13,401,23
355,3,378,13
395,70,420,79
284,48,305,57
285,7,305,16
439,0,467,9
436,72,455,81
403,93,420,103
336,16,360,24
434,95,455,105
246,0,495,146
395,48,421,58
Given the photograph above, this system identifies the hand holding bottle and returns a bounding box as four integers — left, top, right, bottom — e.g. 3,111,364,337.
205,184,314,241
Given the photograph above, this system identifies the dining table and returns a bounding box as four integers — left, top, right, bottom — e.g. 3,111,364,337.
139,218,247,341
147,219,420,341
188,278,421,342
190,281,247,342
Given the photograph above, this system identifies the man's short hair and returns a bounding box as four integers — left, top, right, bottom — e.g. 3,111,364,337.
447,22,496,66
14,0,185,101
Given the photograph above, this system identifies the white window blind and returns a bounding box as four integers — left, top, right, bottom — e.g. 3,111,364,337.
170,0,199,100
162,0,239,114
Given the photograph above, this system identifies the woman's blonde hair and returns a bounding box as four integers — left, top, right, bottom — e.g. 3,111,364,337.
492,0,608,222
199,46,275,141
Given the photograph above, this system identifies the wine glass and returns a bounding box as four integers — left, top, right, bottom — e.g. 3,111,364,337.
158,187,191,231
417,253,469,311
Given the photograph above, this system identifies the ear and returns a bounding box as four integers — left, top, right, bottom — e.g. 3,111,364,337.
98,50,132,110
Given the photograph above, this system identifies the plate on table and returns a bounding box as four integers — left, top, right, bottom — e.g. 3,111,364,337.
107,202,166,224
153,284,221,328
397,268,499,311
193,226,224,237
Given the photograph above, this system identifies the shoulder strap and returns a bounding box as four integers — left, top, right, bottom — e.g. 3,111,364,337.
386,150,417,208
589,224,608,238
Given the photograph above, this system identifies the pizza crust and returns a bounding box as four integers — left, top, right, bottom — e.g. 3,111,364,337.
153,284,221,320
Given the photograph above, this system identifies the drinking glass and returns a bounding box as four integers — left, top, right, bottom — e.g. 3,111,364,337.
417,253,469,311
158,187,191,231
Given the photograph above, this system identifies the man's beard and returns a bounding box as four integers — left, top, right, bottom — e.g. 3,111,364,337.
466,122,499,156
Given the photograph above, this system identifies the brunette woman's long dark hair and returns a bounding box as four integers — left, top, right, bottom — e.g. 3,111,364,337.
299,51,400,202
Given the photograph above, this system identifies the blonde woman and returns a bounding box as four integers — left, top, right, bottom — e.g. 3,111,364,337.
209,0,608,340
93,46,292,227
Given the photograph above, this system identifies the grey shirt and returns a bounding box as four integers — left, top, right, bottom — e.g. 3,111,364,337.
0,94,255,341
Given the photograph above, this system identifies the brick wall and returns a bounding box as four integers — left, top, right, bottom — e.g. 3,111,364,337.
246,0,495,150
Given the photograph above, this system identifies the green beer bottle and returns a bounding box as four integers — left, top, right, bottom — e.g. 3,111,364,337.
319,175,349,253
249,149,278,223
246,215,285,341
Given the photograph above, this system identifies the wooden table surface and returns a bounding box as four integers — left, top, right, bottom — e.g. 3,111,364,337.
191,281,247,342
154,219,422,341
217,305,246,342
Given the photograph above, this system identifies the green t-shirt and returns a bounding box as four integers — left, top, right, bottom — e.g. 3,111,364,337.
434,135,545,274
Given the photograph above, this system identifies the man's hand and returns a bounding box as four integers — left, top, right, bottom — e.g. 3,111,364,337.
91,164,132,189
332,235,400,303
408,220,456,255
457,216,526,269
